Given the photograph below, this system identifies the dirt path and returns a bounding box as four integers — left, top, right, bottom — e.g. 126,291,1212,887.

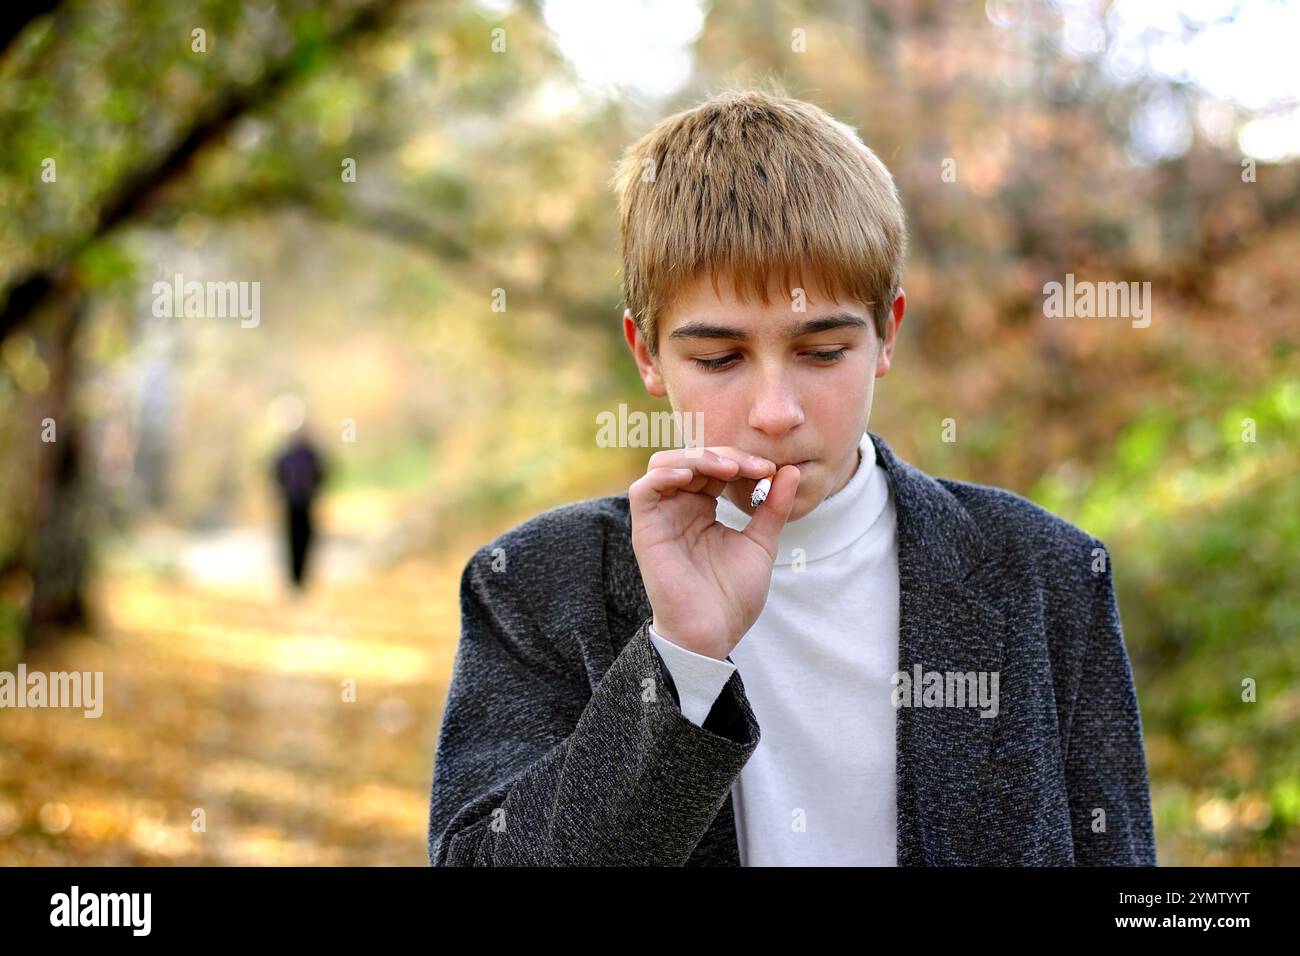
0,546,464,865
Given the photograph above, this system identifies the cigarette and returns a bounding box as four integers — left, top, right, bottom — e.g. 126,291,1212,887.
750,476,772,508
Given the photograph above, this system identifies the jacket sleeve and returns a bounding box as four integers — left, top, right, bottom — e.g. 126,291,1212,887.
1063,541,1158,865
427,545,761,866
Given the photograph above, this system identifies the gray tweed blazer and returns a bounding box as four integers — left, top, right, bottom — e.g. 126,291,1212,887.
427,430,1157,865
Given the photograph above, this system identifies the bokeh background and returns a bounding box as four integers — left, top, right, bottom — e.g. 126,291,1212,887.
1,0,1297,865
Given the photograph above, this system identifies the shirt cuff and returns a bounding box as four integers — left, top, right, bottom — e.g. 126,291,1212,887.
647,623,738,727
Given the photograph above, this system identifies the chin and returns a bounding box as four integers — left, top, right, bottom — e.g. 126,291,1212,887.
786,492,813,521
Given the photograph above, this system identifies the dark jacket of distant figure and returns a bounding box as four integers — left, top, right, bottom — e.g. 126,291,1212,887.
426,430,1158,866
275,439,325,508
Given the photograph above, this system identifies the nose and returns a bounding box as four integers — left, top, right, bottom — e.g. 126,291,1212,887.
747,364,805,437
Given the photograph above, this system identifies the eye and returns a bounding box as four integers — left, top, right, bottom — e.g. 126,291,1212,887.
691,353,740,371
689,348,849,372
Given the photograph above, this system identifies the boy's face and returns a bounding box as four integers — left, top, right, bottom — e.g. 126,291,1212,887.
624,270,905,522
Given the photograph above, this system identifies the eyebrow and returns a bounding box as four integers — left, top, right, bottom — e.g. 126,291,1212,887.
667,312,871,343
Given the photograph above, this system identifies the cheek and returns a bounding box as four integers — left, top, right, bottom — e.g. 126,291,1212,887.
806,363,872,409
666,383,746,442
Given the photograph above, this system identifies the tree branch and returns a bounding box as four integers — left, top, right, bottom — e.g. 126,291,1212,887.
0,0,409,343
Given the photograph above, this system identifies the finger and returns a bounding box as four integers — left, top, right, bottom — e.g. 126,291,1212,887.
631,465,737,509
741,464,801,557
703,446,776,479
629,466,695,508
682,473,731,498
649,446,774,480
647,448,738,478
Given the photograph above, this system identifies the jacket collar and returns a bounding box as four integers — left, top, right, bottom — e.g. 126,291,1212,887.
606,429,1007,865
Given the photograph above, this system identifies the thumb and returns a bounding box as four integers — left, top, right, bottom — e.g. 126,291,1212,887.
741,464,801,558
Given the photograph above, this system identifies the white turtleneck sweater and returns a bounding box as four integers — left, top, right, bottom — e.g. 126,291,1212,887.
647,430,900,866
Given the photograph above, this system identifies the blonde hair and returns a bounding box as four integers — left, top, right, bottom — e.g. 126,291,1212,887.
610,87,907,358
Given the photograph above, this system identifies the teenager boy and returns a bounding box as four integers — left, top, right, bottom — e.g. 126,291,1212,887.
427,89,1157,866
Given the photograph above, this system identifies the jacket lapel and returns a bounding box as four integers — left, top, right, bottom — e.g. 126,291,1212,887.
869,431,1007,864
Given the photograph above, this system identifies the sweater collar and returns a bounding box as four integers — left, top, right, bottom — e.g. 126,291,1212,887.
713,430,889,565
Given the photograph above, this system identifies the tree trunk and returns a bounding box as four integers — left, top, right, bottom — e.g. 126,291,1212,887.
24,284,93,648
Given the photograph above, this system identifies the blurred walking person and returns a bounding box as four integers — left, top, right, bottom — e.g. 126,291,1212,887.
272,426,327,590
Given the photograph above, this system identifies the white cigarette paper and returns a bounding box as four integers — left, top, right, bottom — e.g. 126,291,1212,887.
750,476,772,508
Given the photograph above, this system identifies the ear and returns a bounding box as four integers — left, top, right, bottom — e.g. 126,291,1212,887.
623,308,668,397
875,289,906,378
